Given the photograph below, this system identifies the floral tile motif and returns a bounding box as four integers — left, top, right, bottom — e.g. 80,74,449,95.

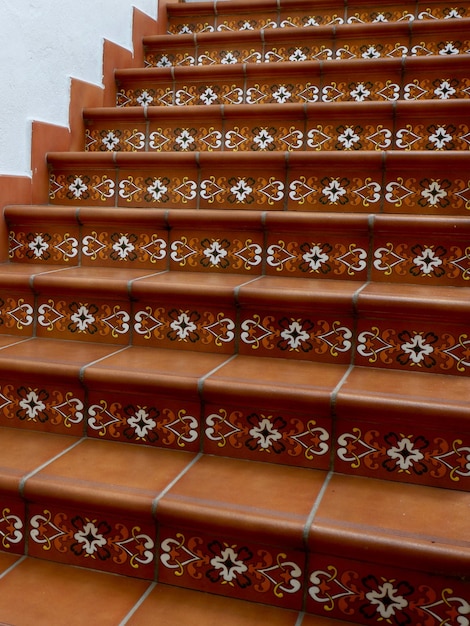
382,173,470,215
87,393,200,452
204,405,331,469
265,237,368,279
355,322,470,375
132,305,236,353
0,382,84,436
85,124,147,152
239,310,353,363
169,232,263,273
117,71,470,108
335,425,470,490
0,294,35,337
36,297,131,344
49,171,116,206
0,498,25,554
81,228,168,269
145,34,470,67
307,555,470,625
158,528,305,609
28,505,156,579
166,5,470,34
372,240,470,285
9,228,80,265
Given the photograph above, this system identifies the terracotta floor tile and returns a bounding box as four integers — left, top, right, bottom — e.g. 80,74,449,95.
310,473,470,575
0,337,122,378
83,345,230,394
0,551,21,574
0,427,77,493
24,438,196,517
0,557,150,626
158,454,326,548
127,584,300,625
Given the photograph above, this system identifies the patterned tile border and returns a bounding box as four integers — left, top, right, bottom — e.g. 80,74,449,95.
307,555,470,624
28,505,156,579
158,527,305,610
167,5,470,35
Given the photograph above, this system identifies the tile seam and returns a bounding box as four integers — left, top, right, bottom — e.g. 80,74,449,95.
0,555,27,581
118,581,157,626
19,436,86,498
151,451,203,518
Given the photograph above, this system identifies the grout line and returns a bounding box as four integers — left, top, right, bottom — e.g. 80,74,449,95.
0,555,27,581
329,363,354,470
302,469,334,549
151,451,202,518
295,611,306,626
19,437,85,498
78,344,131,385
118,581,157,626
197,352,238,398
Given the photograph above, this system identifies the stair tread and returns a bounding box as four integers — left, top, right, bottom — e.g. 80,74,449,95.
2,426,468,572
0,554,359,626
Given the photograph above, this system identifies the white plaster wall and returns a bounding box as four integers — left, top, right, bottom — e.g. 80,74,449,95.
0,0,157,176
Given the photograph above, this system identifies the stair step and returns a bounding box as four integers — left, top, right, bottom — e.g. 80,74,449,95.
83,100,470,153
7,206,470,286
46,150,470,215
1,428,469,616
1,261,469,373
116,55,470,107
143,18,470,67
0,555,359,626
165,0,470,34
0,338,469,489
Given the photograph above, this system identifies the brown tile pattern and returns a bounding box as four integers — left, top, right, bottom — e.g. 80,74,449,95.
2,0,470,617
166,2,470,34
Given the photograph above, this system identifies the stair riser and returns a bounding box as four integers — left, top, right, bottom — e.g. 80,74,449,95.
117,58,470,107
144,20,470,67
47,152,470,215
166,1,470,34
8,209,470,286
84,103,470,154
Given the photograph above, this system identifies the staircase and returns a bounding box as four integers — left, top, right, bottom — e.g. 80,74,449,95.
0,0,469,623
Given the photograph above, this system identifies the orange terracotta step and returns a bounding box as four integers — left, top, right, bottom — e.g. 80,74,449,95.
143,18,470,66
116,55,470,107
165,0,470,35
0,555,360,626
46,150,470,215
7,206,470,286
83,100,470,153
4,429,468,614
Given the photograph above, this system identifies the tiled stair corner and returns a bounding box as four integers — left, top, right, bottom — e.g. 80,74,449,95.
0,0,470,624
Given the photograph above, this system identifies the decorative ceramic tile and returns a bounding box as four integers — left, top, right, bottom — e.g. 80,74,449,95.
87,392,200,452
169,231,263,274
0,497,25,554
9,227,80,265
28,504,156,579
265,236,368,279
80,228,168,269
35,296,131,344
306,555,470,624
372,239,470,285
132,304,237,353
335,424,470,489
355,321,470,375
239,308,354,363
85,124,147,153
204,404,331,469
0,293,35,337
158,527,305,610
0,380,84,435
49,172,116,207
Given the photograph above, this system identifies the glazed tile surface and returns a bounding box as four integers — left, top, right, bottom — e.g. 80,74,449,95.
2,0,470,619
